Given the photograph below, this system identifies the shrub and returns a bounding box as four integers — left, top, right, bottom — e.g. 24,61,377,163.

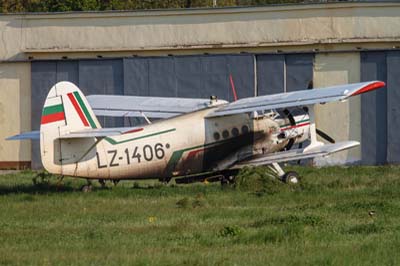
218,226,242,237
234,167,288,194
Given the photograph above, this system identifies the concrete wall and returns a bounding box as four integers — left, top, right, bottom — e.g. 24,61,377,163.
0,2,399,61
0,63,31,167
314,53,361,165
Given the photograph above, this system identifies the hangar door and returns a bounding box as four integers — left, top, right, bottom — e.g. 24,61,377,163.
256,54,314,95
361,51,400,165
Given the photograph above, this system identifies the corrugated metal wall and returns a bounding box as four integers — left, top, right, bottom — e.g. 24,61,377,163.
360,51,400,165
31,53,313,168
256,54,314,95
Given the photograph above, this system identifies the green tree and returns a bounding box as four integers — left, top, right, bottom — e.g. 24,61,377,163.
0,0,343,13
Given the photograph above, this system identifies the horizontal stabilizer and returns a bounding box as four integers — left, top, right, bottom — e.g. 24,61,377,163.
87,95,227,118
233,141,359,168
59,127,143,139
207,81,385,117
7,131,40,140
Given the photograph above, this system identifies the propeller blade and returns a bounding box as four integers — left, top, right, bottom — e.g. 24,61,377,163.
316,129,335,144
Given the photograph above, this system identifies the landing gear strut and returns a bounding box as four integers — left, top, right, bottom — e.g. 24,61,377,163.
268,163,300,184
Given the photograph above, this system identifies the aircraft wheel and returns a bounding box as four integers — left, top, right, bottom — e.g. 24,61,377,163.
81,184,93,193
220,175,235,186
282,171,300,185
227,175,236,184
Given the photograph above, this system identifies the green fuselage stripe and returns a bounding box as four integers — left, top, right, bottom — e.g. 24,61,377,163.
73,91,97,129
42,104,64,116
105,128,176,145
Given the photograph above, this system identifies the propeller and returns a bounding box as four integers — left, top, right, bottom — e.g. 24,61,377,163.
282,109,296,151
281,109,336,154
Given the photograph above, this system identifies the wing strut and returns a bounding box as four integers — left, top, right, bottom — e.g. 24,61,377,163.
141,112,152,124
303,105,324,153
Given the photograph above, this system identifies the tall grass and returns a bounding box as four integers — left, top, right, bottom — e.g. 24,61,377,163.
0,166,399,265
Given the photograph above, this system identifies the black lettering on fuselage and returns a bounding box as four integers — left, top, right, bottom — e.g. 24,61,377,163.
96,152,107,169
108,150,119,167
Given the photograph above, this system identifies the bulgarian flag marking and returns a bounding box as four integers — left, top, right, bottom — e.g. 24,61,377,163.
41,103,65,125
67,91,97,128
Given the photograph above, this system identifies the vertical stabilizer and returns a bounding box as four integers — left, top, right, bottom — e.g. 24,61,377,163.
40,81,101,175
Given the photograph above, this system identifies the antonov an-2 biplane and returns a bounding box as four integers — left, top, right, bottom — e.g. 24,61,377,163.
8,80,385,189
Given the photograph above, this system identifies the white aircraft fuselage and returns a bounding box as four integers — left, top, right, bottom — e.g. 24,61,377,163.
44,106,308,181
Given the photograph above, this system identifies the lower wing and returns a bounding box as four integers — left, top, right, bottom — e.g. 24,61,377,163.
231,141,359,168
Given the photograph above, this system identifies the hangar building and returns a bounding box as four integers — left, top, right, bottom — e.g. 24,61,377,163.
0,1,399,169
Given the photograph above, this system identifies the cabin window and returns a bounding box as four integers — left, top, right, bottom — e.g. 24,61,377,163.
241,125,249,134
213,132,220,140
222,130,229,139
232,127,239,137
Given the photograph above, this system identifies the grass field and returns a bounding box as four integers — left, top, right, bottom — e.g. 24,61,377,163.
0,166,400,266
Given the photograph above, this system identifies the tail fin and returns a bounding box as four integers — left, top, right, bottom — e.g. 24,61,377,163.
40,81,101,174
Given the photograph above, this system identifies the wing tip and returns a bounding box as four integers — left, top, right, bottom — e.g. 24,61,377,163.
351,81,386,96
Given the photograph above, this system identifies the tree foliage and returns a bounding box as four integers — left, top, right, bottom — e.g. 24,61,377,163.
0,0,339,13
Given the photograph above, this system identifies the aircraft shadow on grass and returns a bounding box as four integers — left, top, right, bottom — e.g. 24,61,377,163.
0,183,76,195
0,180,166,195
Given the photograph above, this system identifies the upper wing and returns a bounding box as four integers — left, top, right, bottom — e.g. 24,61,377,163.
207,81,385,118
87,95,228,119
231,141,359,168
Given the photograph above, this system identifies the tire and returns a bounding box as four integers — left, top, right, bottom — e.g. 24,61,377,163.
220,177,229,186
282,171,300,185
227,175,236,184
221,175,236,186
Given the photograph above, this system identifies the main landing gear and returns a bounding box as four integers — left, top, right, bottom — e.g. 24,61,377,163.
220,175,236,186
268,163,300,185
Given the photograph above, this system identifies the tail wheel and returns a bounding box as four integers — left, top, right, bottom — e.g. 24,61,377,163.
282,171,300,184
